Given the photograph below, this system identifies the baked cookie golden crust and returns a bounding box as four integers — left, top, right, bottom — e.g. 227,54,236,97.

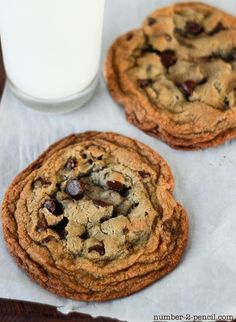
2,132,188,301
104,2,236,149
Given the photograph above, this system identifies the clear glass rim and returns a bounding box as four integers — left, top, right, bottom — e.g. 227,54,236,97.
7,74,99,114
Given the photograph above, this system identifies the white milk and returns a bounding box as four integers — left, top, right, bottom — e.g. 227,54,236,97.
0,0,105,100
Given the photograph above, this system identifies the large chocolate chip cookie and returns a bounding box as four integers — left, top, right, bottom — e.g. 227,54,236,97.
2,132,188,301
105,2,236,149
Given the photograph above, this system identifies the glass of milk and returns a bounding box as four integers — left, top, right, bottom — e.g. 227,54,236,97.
0,0,105,113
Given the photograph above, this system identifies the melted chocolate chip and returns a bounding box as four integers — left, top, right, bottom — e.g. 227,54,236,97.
208,22,225,35
50,217,68,239
100,216,109,223
80,230,89,240
138,170,150,178
66,179,84,199
93,199,109,208
160,50,177,68
112,210,119,218
147,17,157,26
88,243,105,256
65,157,77,170
185,21,203,36
43,199,63,215
137,78,153,88
106,180,124,192
180,80,197,97
44,200,64,215
126,32,133,40
119,187,131,197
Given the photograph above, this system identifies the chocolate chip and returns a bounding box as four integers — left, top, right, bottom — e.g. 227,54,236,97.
162,219,173,233
164,34,172,41
43,200,55,213
88,243,105,256
80,230,89,240
50,217,68,239
138,170,150,178
185,21,203,36
112,210,119,218
119,187,131,197
147,17,157,26
65,157,77,170
208,22,225,35
81,153,87,159
160,50,177,68
100,216,109,223
106,180,125,192
44,199,63,215
137,78,153,88
180,80,197,97
93,199,109,208
126,32,133,40
66,179,84,199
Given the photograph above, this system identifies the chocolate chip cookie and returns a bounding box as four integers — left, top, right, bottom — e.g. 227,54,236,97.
2,132,188,301
105,2,236,149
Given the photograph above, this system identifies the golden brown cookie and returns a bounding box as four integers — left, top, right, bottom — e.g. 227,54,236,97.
2,132,188,301
104,2,236,149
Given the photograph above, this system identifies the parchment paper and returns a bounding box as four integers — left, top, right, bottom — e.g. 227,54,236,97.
0,1,236,321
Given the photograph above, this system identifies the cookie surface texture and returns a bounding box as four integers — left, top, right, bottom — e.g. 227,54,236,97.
105,2,236,149
2,132,188,301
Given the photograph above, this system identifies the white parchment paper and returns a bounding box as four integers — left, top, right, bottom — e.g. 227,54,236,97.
0,1,236,321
